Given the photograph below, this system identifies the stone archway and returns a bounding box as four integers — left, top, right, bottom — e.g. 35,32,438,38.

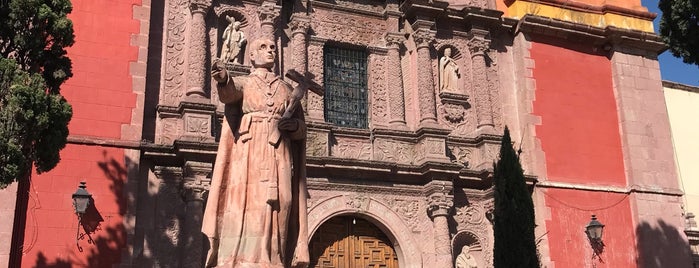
307,194,423,268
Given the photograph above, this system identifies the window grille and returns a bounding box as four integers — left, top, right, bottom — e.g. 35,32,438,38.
323,46,368,129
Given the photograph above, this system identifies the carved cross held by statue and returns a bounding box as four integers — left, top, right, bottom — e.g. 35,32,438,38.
283,69,324,119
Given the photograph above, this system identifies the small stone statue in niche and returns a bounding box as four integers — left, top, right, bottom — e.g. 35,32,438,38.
455,245,478,268
219,15,246,64
440,47,460,93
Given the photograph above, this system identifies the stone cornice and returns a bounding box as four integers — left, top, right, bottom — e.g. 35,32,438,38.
663,80,699,94
512,14,667,54
506,0,656,20
535,180,684,197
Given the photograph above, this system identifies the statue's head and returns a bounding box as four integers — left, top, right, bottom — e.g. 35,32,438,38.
444,47,452,57
233,21,241,30
249,38,276,69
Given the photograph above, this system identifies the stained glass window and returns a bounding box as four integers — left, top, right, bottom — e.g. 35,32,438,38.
323,46,368,129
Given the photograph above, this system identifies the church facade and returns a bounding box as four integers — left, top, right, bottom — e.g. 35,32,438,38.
1,0,693,267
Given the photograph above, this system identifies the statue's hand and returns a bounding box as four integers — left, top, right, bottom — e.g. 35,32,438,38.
278,118,299,132
211,59,228,83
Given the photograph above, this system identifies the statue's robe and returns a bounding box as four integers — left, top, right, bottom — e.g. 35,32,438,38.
202,69,309,268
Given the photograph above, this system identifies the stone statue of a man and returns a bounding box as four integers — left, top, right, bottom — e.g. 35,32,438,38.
455,245,478,268
220,15,246,64
439,47,460,92
203,38,310,268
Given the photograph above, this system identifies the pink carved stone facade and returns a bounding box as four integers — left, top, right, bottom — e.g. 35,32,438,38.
4,0,693,267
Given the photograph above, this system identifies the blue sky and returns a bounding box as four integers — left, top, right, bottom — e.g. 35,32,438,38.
641,0,699,86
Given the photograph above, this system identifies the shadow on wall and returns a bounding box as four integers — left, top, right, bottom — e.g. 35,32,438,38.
31,151,145,267
636,220,692,268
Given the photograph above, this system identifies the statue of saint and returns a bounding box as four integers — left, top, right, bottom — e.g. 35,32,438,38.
455,245,478,268
219,16,246,64
439,47,460,92
203,38,310,268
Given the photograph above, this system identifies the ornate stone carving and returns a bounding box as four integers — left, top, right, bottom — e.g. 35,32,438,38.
311,10,386,46
331,139,372,160
413,29,438,127
184,114,210,135
307,131,329,156
455,204,485,226
219,16,246,64
258,2,279,39
307,42,325,120
162,0,188,105
369,53,388,124
468,35,494,133
386,199,422,232
374,139,414,164
186,0,211,98
447,145,472,167
412,29,435,48
289,15,311,35
345,194,371,212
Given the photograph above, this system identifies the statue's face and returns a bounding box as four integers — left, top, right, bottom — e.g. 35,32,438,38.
445,48,452,57
251,39,276,68
233,22,241,30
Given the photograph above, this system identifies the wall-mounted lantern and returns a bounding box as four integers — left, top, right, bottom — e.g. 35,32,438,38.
585,214,605,259
72,181,92,251
72,181,92,216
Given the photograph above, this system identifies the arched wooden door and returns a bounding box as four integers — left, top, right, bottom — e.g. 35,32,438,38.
310,216,399,268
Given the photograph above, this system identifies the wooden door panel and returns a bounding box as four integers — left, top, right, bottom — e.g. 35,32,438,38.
310,216,398,268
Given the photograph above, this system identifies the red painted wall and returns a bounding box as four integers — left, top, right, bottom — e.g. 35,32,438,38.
18,0,141,266
531,40,636,267
531,41,626,186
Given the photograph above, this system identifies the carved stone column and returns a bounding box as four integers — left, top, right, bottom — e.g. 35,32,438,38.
385,32,407,128
468,29,495,134
426,180,454,268
290,14,310,72
258,2,280,40
180,162,212,268
412,27,438,128
186,0,211,99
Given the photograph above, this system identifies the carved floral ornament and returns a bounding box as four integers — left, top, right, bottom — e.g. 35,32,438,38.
384,32,406,47
258,2,280,24
412,29,435,48
289,18,311,35
468,38,490,55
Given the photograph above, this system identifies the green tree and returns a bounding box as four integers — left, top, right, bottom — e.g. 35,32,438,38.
0,0,74,188
493,127,540,268
659,0,699,65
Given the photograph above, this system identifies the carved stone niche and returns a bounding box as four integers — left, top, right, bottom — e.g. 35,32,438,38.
439,91,471,125
453,231,487,268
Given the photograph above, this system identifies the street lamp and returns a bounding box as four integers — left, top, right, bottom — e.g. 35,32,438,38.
71,181,92,251
585,214,605,260
72,181,92,216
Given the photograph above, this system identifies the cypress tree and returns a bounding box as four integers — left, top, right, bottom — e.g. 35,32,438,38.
493,127,540,268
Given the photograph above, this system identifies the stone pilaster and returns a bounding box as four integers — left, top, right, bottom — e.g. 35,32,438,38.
467,29,495,134
412,25,438,128
426,180,454,268
258,1,280,40
180,162,212,268
186,0,211,100
384,32,407,128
